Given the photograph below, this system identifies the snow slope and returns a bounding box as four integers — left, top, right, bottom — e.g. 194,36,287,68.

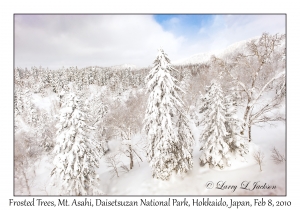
173,39,250,65
22,104,285,195
109,63,138,70
27,130,284,196
95,122,285,195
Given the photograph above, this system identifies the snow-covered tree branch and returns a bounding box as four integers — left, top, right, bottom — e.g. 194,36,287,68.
50,93,104,195
211,33,286,142
144,48,194,180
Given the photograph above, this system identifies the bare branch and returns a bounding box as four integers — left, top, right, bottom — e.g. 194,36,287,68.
252,71,285,105
270,147,286,164
105,153,120,178
253,150,265,172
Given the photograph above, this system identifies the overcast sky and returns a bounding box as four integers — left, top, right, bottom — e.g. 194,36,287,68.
14,14,285,70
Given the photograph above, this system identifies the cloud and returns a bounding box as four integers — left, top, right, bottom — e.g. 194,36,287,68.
190,15,286,54
15,15,184,69
151,15,285,61
15,14,286,70
168,17,181,24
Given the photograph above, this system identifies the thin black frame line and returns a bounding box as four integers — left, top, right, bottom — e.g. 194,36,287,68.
12,13,287,197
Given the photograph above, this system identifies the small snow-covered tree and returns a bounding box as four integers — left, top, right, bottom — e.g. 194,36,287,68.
106,92,146,171
224,91,248,158
270,147,285,164
14,86,23,116
88,94,108,127
119,129,142,170
36,112,55,152
176,112,194,174
144,48,194,180
199,80,230,169
105,152,122,178
86,93,109,155
51,93,104,195
253,150,264,172
179,67,192,93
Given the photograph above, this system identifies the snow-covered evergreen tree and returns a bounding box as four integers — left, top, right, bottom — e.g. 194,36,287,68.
21,88,37,126
176,112,194,174
51,93,104,195
144,48,194,180
35,112,55,152
14,86,23,116
199,80,230,169
224,91,249,158
180,68,192,93
87,94,109,155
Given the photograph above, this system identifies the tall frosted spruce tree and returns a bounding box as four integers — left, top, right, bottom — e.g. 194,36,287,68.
199,81,249,169
199,80,231,169
224,91,249,158
51,93,103,195
144,49,194,180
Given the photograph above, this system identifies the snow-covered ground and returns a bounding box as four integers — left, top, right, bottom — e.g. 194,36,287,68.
173,39,250,65
95,123,285,195
22,102,285,196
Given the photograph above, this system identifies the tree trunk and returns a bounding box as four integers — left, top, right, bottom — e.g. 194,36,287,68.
248,125,252,142
129,145,133,170
21,168,31,195
241,105,251,135
260,164,262,172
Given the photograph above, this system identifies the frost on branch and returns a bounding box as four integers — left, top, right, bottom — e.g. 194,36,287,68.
144,48,194,180
176,112,194,175
50,93,104,195
199,80,230,169
212,33,286,142
253,150,265,172
224,91,249,158
270,147,285,164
